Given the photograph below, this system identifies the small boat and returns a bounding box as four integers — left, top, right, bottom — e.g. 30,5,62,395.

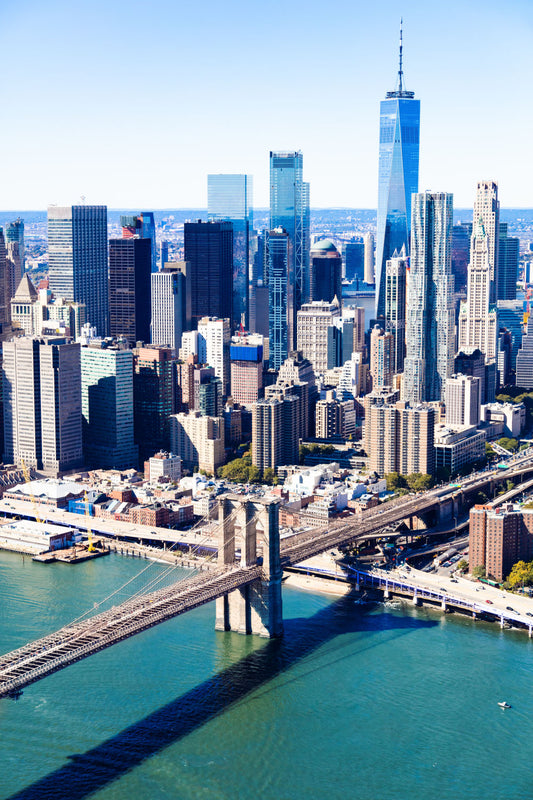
498,701,511,709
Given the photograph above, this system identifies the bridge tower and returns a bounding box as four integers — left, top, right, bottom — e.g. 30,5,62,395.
215,494,283,638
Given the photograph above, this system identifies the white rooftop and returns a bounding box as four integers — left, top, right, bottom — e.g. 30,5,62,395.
8,479,87,500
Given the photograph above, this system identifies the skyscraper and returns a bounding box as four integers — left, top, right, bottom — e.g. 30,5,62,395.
385,247,407,374
151,262,191,353
183,220,233,329
363,232,375,285
310,240,342,304
267,228,291,369
344,240,364,283
5,218,24,299
458,217,498,362
269,151,310,339
445,374,481,427
375,25,420,320
48,205,109,337
121,212,157,274
0,229,11,339
109,237,152,346
197,316,231,396
3,337,83,473
498,223,519,301
208,174,253,328
404,192,455,403
133,345,175,459
296,300,341,377
369,324,395,389
473,181,499,304
516,316,533,389
81,344,138,469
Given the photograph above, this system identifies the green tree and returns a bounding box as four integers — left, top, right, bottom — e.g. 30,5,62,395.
457,559,468,573
385,472,405,491
497,437,519,453
406,473,433,491
472,565,486,579
485,442,496,458
262,467,278,485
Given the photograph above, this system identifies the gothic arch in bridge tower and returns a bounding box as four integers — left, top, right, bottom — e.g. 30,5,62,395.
215,494,283,638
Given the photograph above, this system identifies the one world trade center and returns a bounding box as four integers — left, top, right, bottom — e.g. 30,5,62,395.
375,23,420,321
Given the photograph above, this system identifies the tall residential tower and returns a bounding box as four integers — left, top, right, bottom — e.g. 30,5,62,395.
403,192,455,403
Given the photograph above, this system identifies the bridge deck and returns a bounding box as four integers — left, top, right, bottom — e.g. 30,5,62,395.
2,457,533,699
0,564,261,699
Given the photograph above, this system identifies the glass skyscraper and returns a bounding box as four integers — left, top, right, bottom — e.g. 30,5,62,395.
269,152,310,350
375,27,420,320
208,174,253,329
48,205,109,337
267,228,291,370
120,212,157,274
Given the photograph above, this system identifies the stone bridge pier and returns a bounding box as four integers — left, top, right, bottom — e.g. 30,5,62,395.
215,495,283,638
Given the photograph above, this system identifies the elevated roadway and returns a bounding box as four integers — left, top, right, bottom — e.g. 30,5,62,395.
3,454,533,700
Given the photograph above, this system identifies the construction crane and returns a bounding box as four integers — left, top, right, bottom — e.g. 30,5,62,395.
84,491,95,553
20,459,41,524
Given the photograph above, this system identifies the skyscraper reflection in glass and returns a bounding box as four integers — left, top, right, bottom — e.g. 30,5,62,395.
375,25,420,320
208,174,253,329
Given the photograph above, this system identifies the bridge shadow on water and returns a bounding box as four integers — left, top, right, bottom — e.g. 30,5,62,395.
8,593,437,800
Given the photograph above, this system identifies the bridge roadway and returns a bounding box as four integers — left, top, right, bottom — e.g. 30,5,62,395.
0,563,261,699
281,455,533,566
2,454,533,699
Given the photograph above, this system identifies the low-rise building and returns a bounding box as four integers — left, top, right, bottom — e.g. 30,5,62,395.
144,451,182,484
0,520,72,554
480,402,526,439
434,425,485,474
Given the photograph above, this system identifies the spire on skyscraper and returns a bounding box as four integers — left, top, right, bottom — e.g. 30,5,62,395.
387,19,414,99
398,19,404,93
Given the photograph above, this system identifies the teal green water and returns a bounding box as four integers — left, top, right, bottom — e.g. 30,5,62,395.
1,550,533,800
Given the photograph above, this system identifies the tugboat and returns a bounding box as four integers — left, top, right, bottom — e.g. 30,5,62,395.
498,701,511,709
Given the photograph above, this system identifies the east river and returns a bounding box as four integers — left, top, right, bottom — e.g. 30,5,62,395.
1,549,533,800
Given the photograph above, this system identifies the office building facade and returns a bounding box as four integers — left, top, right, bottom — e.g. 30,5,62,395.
375,28,419,319
184,220,233,329
208,174,253,328
133,345,175,459
3,337,83,473
310,239,342,304
109,237,151,346
81,345,138,469
270,151,310,330
151,262,191,353
267,228,291,369
48,205,109,337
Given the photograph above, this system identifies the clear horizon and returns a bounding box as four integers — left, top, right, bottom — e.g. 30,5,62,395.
1,0,532,209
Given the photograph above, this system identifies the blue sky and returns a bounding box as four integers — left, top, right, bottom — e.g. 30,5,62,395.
1,0,532,209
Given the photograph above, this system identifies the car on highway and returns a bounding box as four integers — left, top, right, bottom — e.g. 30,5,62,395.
506,606,515,612
485,599,493,604
527,612,533,618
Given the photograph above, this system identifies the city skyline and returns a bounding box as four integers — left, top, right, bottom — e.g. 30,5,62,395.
0,0,531,209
